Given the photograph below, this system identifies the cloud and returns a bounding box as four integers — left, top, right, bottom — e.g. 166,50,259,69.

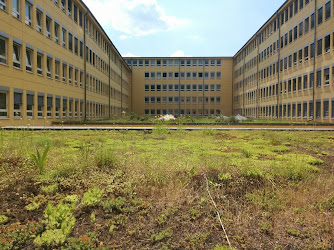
123,52,139,57
83,0,190,37
170,50,191,57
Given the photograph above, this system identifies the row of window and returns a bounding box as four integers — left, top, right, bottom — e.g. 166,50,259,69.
144,96,221,105
235,64,334,94
144,71,222,80
235,0,332,68
144,84,221,92
0,88,122,119
0,34,128,96
237,0,313,62
240,99,334,120
127,58,222,67
144,109,222,116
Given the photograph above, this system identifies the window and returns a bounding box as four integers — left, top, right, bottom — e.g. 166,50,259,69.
310,72,314,88
62,28,66,47
69,67,73,84
303,102,307,117
324,100,329,118
316,101,321,118
192,84,197,91
300,0,303,9
79,71,82,87
36,11,42,33
61,0,65,11
73,4,77,22
303,74,308,89
79,10,82,27
299,49,302,63
318,6,323,25
25,2,31,26
25,48,34,72
156,59,161,66
192,59,197,66
186,60,191,66
144,97,149,104
294,26,297,40
46,57,52,78
192,72,196,79
0,92,8,117
13,43,21,68
74,37,78,55
62,63,67,82
310,42,315,58
217,72,221,79
317,38,322,56
217,59,221,66
45,17,51,38
26,93,33,117
144,72,149,79
63,98,67,117
68,32,72,51
55,60,60,80
299,22,303,37
0,37,7,64
317,69,322,87
0,0,6,11
180,84,184,92
309,101,314,118
163,84,167,92
216,84,221,91
304,17,309,33
13,92,22,117
67,0,72,16
37,95,43,117
157,72,161,79
54,23,59,43
294,0,298,13
12,0,20,19
304,45,309,61
324,68,330,85
311,12,315,29
204,84,209,92
151,72,155,79
198,59,203,66
325,0,331,20
198,85,203,92
324,34,330,52
37,53,43,75
79,41,83,57
150,84,155,91
151,59,155,66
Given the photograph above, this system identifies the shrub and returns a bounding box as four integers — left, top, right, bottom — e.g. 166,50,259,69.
82,187,104,207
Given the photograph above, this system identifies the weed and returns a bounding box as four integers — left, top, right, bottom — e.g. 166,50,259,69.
114,214,127,227
151,228,173,243
242,149,252,158
82,187,104,207
90,213,96,223
286,228,300,237
259,221,272,235
0,215,8,224
31,144,50,174
41,183,58,194
189,208,202,220
218,172,232,182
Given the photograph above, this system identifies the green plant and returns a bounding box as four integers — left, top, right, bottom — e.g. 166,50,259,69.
218,172,232,181
95,149,118,169
90,213,96,223
34,202,75,247
64,195,79,204
102,197,126,213
151,228,173,243
31,144,50,174
41,183,58,194
25,202,40,211
0,215,8,224
82,187,104,207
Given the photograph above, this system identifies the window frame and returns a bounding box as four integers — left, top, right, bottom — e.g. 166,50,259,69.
26,47,33,72
13,42,21,69
0,91,8,118
0,37,7,65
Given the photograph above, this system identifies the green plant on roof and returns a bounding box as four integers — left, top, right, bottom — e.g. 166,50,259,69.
31,144,50,174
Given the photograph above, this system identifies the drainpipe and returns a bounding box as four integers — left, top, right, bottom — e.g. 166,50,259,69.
202,59,205,116
312,0,317,124
232,57,234,116
83,12,88,121
242,50,245,116
108,46,111,118
178,57,181,115
120,63,123,113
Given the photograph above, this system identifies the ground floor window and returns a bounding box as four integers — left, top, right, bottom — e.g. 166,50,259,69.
38,95,44,118
47,96,53,118
14,92,22,117
0,92,8,117
26,94,33,117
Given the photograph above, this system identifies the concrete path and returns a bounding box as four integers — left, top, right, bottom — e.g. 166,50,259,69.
2,126,334,131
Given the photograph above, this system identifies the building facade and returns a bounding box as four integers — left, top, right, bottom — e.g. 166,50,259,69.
125,57,233,117
0,0,131,126
0,0,333,125
233,0,334,123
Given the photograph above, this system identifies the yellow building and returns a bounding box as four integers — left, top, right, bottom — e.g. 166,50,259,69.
233,0,334,123
0,0,130,126
125,57,233,117
0,0,333,125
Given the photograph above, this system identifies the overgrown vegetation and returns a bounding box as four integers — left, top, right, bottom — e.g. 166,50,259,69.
0,129,333,249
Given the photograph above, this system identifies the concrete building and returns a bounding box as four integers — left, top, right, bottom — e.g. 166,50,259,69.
0,0,333,125
0,0,131,126
233,0,334,123
125,57,233,117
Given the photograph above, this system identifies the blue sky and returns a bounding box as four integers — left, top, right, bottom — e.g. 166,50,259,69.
83,0,286,57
